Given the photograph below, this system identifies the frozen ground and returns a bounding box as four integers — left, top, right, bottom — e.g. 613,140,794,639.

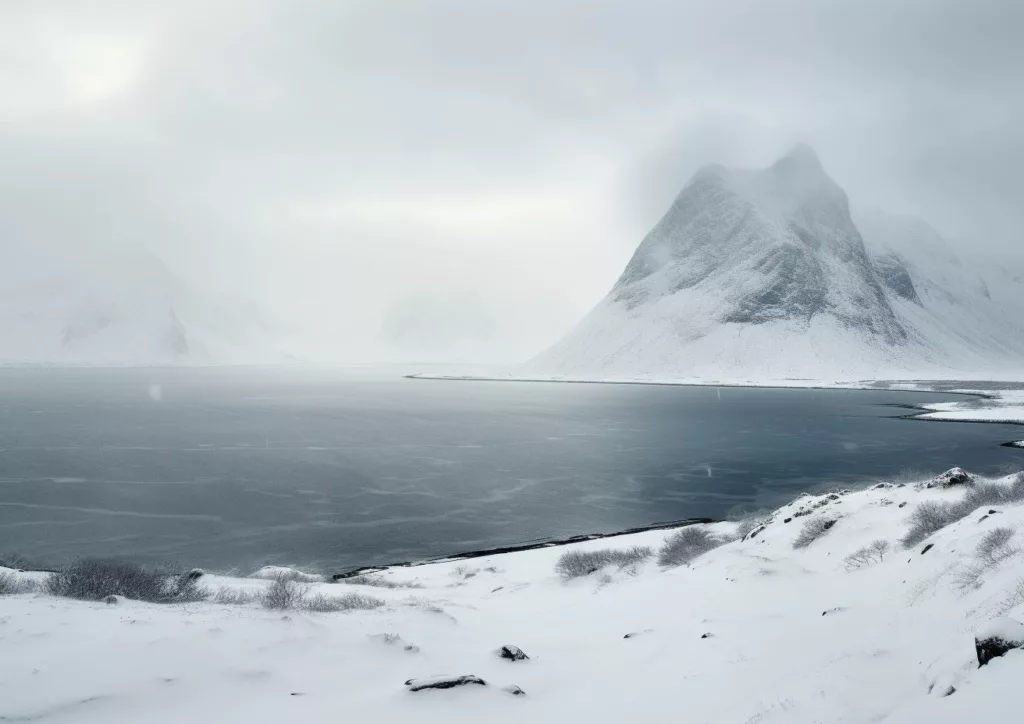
3,471,1024,723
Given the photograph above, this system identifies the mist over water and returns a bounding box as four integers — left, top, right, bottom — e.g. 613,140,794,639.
2,368,1021,572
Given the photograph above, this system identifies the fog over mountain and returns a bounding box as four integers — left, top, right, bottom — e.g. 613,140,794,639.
2,1,1023,364
529,146,1024,380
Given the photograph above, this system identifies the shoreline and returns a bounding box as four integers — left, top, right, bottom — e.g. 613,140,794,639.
330,516,713,580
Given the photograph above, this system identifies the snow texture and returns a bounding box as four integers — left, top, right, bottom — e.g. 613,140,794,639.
528,145,1024,381
3,472,1024,723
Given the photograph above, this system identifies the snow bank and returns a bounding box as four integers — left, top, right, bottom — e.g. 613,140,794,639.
919,389,1024,425
2,473,1024,723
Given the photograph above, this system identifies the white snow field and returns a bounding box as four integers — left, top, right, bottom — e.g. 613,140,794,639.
3,472,1024,723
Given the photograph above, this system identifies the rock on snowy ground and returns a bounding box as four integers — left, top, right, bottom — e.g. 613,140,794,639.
2,473,1024,723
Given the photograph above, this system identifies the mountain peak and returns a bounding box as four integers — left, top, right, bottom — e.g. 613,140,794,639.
770,143,823,175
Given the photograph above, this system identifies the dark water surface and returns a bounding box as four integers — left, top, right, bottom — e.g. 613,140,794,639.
1,368,1021,572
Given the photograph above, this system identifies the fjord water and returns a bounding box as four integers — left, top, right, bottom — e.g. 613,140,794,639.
1,368,1021,572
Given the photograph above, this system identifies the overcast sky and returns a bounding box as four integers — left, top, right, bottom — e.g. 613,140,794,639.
2,0,1022,361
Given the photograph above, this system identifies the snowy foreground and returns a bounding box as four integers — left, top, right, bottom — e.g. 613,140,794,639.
4,474,1024,723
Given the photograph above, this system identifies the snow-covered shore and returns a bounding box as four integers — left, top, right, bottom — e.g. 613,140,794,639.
3,472,1024,723
917,389,1024,425
411,370,1024,429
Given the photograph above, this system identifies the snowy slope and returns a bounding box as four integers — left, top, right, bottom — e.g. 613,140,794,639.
529,146,1024,381
856,209,1024,371
3,472,1024,723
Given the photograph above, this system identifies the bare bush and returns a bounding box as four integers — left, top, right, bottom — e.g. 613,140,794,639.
303,592,383,612
996,578,1024,617
902,501,953,548
844,539,891,570
902,478,1024,548
658,527,726,567
338,575,423,589
261,575,307,610
978,527,1019,565
955,561,989,592
0,573,40,595
212,587,261,605
555,546,653,580
793,517,839,549
46,559,207,603
954,528,1021,592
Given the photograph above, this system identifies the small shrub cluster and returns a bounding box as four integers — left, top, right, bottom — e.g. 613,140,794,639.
45,559,207,603
261,575,384,612
955,528,1021,592
658,527,727,567
338,575,423,590
793,517,839,550
262,575,308,609
303,592,383,612
997,577,1024,617
901,476,1024,548
212,587,261,605
844,539,891,570
977,527,1019,566
554,546,653,580
0,573,40,595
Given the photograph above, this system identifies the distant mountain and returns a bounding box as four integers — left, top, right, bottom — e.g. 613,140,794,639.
529,145,1024,380
0,248,282,366
374,291,508,363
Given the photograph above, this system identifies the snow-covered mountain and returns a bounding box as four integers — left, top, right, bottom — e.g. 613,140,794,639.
529,145,1024,381
0,248,282,366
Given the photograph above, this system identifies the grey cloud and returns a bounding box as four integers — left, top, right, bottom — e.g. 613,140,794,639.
2,0,1022,362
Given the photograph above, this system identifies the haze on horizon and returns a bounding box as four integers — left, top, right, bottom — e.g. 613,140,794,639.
2,0,1023,363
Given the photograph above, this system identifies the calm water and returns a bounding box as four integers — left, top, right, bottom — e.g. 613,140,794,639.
1,368,1021,572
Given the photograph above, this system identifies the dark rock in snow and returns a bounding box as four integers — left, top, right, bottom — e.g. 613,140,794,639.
701,633,713,639
503,685,526,696
784,518,793,524
989,510,999,515
975,618,1024,667
185,568,205,580
921,544,935,555
405,675,487,692
499,645,529,661
822,607,844,617
103,595,119,605
979,515,990,523
899,502,907,508
928,467,973,489
623,629,654,639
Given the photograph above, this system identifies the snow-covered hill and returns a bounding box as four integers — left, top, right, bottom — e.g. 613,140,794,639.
3,470,1024,723
0,248,282,366
528,146,1024,381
